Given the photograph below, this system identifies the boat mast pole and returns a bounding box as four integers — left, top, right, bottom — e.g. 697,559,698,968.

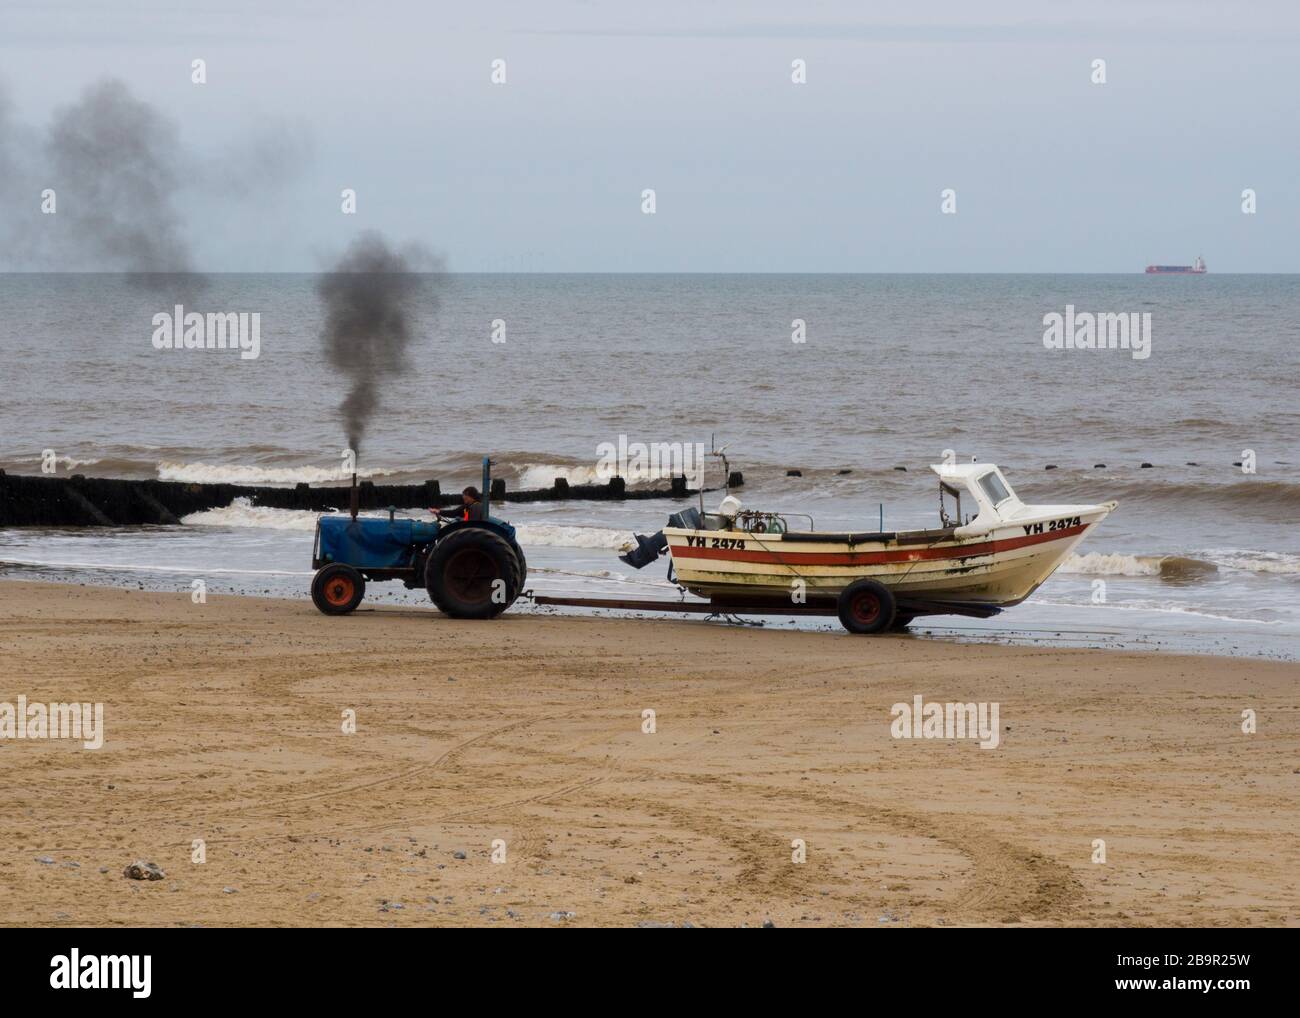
699,434,710,515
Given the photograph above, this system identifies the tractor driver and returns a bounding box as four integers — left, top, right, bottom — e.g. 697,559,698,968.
435,486,486,522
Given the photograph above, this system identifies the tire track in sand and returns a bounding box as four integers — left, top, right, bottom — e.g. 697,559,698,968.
18,713,571,852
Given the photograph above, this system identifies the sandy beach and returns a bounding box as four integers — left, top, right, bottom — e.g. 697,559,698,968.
0,579,1296,927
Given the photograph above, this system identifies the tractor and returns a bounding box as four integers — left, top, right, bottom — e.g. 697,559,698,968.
309,457,527,618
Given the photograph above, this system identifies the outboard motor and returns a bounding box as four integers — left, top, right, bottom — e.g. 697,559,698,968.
619,531,668,569
618,507,703,570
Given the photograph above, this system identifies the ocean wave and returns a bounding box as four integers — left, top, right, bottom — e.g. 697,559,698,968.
153,456,675,489
1062,549,1300,578
181,499,635,550
182,500,321,530
158,461,393,485
1061,552,1219,579
514,461,686,489
513,523,633,550
1031,596,1279,625
530,565,669,585
1198,548,1300,575
1047,478,1300,516
5,453,102,470
515,463,610,488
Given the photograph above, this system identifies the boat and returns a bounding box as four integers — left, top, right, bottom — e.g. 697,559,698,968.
1145,256,1206,274
617,460,1117,633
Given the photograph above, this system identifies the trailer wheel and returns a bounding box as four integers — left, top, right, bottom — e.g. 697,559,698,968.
312,564,366,615
426,528,520,619
837,579,896,634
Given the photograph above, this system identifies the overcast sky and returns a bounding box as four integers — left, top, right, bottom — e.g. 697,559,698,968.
2,0,1297,271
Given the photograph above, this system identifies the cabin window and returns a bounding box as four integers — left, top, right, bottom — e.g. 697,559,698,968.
978,471,1013,506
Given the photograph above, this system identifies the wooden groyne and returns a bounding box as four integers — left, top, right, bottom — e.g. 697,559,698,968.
0,470,722,527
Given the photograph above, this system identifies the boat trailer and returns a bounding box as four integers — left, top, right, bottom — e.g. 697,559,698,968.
527,593,1002,624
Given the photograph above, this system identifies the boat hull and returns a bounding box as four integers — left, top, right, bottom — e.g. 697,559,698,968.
664,505,1113,611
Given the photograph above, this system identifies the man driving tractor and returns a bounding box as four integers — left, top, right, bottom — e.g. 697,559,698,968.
433,486,486,522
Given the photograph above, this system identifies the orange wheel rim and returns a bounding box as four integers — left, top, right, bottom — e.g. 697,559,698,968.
324,576,355,606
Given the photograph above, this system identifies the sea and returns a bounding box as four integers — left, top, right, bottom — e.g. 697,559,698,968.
2,273,1297,658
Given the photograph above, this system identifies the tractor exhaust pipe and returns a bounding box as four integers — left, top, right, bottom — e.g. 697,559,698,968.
349,472,359,520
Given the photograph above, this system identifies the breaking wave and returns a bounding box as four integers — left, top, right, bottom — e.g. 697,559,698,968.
4,453,102,471
515,463,609,489
182,500,320,530
181,499,634,549
1197,549,1300,575
1062,553,1218,579
69,455,683,489
1063,549,1300,578
514,461,686,489
513,523,633,550
157,461,394,485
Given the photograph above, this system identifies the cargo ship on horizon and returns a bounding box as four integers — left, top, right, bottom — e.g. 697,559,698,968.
1146,255,1206,274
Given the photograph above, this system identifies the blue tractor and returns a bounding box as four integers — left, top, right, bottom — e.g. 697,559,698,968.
309,458,527,618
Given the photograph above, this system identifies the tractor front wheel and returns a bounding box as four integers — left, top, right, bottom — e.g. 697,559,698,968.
312,563,366,615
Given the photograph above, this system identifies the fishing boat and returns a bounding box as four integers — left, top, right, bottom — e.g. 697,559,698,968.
615,461,1117,633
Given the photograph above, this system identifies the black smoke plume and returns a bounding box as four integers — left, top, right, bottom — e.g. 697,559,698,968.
45,79,201,287
0,80,43,259
0,76,310,284
316,232,442,457
0,82,15,181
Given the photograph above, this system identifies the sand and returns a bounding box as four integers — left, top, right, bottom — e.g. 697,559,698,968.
0,579,1296,927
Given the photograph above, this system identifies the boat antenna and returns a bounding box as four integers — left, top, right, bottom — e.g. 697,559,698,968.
699,436,708,514
699,434,731,513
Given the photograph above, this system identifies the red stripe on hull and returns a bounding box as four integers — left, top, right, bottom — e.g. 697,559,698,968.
671,523,1089,567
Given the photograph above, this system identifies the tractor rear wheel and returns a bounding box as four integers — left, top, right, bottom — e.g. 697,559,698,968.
312,563,366,615
510,544,528,598
426,529,521,619
837,579,896,635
